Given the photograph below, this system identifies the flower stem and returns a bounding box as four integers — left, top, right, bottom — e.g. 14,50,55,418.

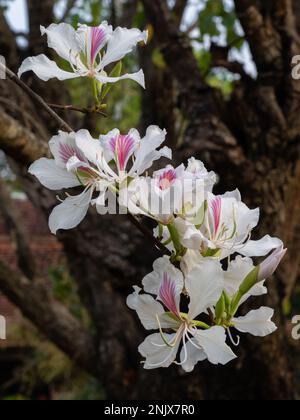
167,223,184,255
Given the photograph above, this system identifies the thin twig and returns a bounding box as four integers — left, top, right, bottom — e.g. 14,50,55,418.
0,62,169,256
60,0,78,22
128,214,171,255
48,103,108,117
0,62,72,132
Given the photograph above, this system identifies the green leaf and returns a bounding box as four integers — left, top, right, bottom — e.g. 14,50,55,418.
191,200,208,227
203,248,221,257
230,266,260,316
239,266,260,296
152,48,166,70
215,294,225,324
101,61,123,100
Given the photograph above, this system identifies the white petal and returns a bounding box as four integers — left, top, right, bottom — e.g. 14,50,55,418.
224,256,267,305
233,307,277,337
100,127,140,170
18,55,78,81
239,281,268,306
174,218,203,250
50,131,85,168
76,22,113,66
224,256,255,296
139,333,179,369
132,126,170,175
142,256,184,297
194,327,237,365
96,69,146,88
186,259,224,320
49,189,92,234
240,235,283,257
40,23,80,61
126,286,178,330
75,129,103,165
100,27,148,68
29,158,80,190
180,339,207,372
180,249,203,276
100,128,120,162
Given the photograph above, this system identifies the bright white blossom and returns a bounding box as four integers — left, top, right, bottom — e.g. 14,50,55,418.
29,126,171,233
127,259,236,370
100,126,171,200
174,190,282,258
18,22,147,88
25,19,287,374
125,159,215,224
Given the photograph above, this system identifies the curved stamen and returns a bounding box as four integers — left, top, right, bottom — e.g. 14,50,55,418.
174,332,188,366
227,328,241,347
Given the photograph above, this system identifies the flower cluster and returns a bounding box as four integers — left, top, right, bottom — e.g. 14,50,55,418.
23,21,286,372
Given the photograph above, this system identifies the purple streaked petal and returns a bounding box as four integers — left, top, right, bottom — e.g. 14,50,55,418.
90,26,106,64
59,143,87,165
211,196,222,235
109,134,136,172
159,273,181,319
158,169,177,191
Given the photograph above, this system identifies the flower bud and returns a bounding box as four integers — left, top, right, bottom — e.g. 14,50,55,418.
258,245,287,281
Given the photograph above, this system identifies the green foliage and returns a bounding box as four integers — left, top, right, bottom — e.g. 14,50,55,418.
206,70,235,99
198,0,244,48
48,265,88,322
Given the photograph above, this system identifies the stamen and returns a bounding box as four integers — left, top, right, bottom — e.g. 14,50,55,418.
110,134,136,172
227,328,241,347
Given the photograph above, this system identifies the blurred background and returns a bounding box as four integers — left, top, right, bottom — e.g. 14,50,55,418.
0,0,300,400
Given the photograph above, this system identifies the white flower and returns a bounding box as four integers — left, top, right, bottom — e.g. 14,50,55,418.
127,259,236,370
232,307,277,337
125,160,211,224
223,256,277,339
174,190,282,258
29,126,171,232
186,157,216,192
18,22,148,88
224,256,268,306
123,165,187,224
100,125,171,182
29,130,107,234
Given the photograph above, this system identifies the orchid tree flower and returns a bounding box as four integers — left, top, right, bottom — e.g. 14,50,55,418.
29,126,171,232
18,22,148,89
125,160,214,226
127,259,236,371
100,126,171,182
96,126,171,210
174,190,282,259
220,251,285,342
29,130,107,234
186,157,216,192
